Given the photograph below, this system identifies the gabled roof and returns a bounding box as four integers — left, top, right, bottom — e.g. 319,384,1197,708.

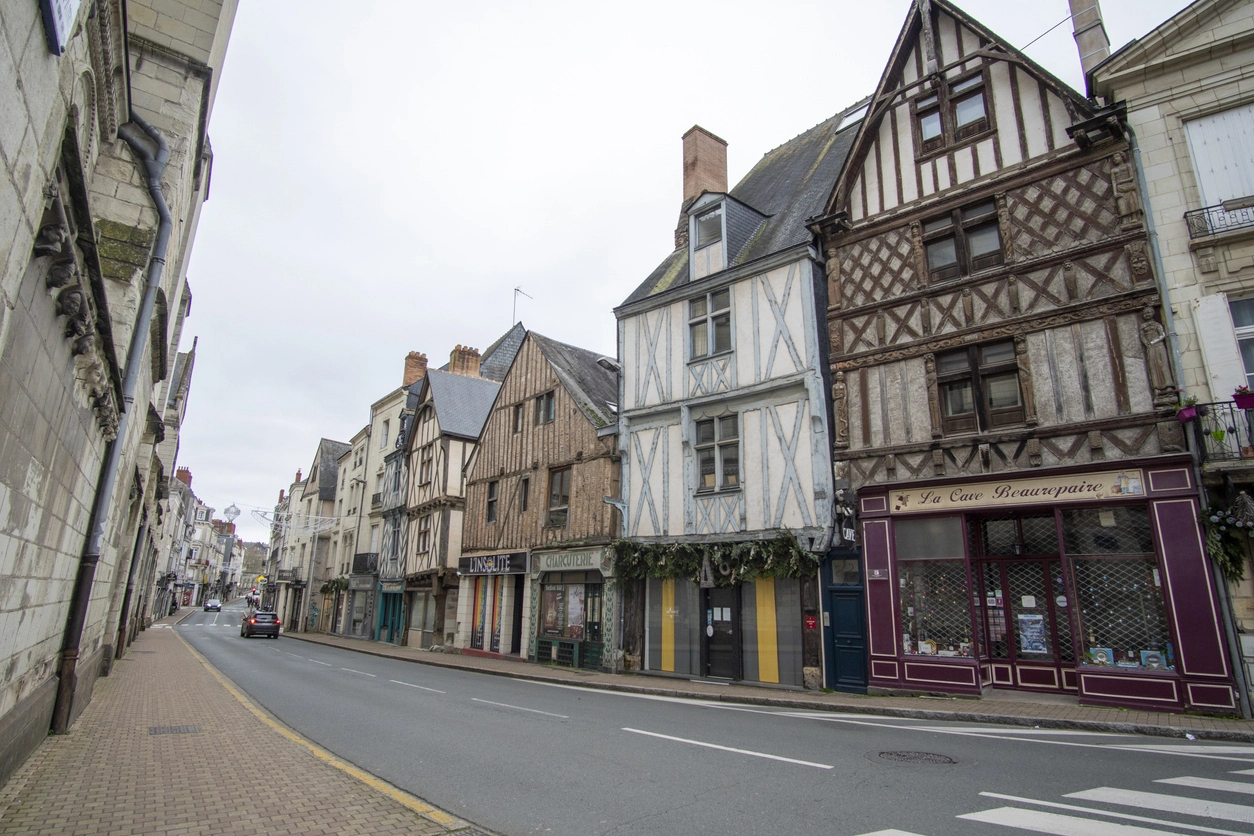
311,438,350,501
531,332,618,429
480,322,527,382
1089,0,1248,97
620,100,866,308
423,370,501,440
822,0,1094,218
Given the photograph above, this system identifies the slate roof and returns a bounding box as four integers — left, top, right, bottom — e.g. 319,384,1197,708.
314,438,350,501
424,369,502,440
480,322,527,382
619,100,867,308
531,332,619,430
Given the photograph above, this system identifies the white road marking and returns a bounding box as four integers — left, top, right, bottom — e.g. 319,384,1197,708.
1158,776,1254,796
856,831,926,835
340,668,377,677
472,698,566,718
622,727,833,769
1067,787,1254,823
980,792,1252,836
389,680,444,693
310,660,332,666
1122,746,1254,755
961,806,1186,835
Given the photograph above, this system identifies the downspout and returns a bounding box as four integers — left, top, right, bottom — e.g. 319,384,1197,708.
1124,119,1253,720
52,111,172,734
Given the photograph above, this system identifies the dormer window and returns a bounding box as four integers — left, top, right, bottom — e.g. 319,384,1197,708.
691,204,725,279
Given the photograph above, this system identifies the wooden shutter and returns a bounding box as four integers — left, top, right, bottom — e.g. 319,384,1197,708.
1192,293,1246,400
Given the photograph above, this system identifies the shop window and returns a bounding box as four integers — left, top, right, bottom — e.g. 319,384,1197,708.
535,391,556,425
1061,506,1153,555
695,414,739,491
512,403,524,433
922,200,1002,282
935,341,1022,434
689,289,731,359
519,476,529,512
895,516,973,657
540,572,603,642
547,466,570,527
914,71,989,155
971,513,1058,556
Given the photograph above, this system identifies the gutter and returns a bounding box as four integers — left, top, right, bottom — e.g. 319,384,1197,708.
52,110,173,734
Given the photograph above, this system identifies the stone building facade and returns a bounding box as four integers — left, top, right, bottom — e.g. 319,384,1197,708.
0,0,235,783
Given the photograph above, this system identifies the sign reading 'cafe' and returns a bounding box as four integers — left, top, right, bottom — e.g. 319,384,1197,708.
890,470,1145,514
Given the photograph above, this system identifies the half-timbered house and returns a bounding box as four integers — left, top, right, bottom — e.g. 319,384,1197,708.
460,332,619,668
401,326,525,649
813,0,1237,712
612,109,864,688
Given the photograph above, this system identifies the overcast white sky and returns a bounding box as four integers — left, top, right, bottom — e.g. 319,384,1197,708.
179,0,1192,540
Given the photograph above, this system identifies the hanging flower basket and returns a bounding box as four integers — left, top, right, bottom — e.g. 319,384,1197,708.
1177,405,1198,422
1234,392,1254,410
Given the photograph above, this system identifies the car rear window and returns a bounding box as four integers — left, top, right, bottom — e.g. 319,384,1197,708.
253,613,277,622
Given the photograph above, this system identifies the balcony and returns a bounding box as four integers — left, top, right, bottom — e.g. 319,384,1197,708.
1188,401,1254,464
371,492,382,508
276,569,296,582
352,552,378,574
1184,201,1254,239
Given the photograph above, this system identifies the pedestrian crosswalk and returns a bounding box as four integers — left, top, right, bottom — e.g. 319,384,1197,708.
857,763,1254,835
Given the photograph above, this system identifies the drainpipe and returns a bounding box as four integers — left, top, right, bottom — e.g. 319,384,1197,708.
52,111,172,734
1124,120,1253,720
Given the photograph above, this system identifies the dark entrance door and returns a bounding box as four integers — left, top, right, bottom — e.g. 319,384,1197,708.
704,586,739,679
824,553,868,693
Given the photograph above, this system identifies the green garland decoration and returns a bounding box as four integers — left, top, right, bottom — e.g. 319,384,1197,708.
611,533,819,587
320,576,350,595
1204,494,1254,583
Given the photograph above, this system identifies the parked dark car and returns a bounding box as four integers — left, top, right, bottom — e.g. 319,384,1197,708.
240,611,280,638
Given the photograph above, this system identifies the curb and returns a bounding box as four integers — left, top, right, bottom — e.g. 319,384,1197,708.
283,632,1254,744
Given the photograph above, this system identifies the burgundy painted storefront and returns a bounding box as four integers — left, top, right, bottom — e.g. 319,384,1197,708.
859,456,1237,713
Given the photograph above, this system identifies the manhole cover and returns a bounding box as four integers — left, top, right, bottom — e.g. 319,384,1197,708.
149,725,201,735
879,751,955,765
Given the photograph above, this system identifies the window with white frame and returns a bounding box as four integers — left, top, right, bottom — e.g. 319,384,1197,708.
695,414,739,491
689,289,731,359
1231,298,1254,389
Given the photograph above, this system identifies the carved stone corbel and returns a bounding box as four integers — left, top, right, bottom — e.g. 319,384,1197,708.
1126,240,1151,283
831,372,850,450
1007,275,1021,315
1088,430,1104,460
931,448,944,475
962,289,974,327
885,454,897,481
920,302,932,336
33,223,69,257
1026,437,1042,467
1063,262,1078,302
875,311,886,346
829,323,843,357
910,221,928,288
47,258,77,289
996,192,1014,264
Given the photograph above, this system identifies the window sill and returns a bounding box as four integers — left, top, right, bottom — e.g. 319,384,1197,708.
688,349,734,365
694,487,743,497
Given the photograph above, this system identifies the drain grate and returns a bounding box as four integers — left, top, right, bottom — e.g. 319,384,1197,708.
149,725,200,735
879,751,955,765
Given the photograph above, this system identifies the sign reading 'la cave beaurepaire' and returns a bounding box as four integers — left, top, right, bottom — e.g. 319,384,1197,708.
891,470,1145,514
458,552,528,575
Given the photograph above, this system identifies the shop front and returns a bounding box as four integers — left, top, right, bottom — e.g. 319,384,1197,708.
859,456,1237,713
376,579,405,644
530,546,615,670
456,552,527,657
345,574,376,638
405,572,438,648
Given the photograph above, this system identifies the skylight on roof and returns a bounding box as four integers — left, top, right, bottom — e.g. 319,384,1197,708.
837,105,870,132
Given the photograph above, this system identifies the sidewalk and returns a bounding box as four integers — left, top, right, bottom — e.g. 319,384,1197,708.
0,609,479,836
288,629,1254,742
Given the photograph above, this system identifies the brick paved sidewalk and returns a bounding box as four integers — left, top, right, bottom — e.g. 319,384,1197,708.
0,611,475,836
287,630,1254,742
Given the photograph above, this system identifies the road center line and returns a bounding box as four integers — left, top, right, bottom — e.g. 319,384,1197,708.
340,668,377,677
980,791,1252,836
471,698,566,718
389,680,444,693
622,727,833,769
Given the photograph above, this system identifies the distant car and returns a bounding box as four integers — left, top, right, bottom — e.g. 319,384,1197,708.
241,611,280,639
203,598,221,612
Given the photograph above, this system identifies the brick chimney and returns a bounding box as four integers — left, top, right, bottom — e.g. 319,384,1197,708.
295,469,302,483
1069,0,1110,75
682,126,728,203
403,351,428,387
449,345,481,378
175,466,192,487
278,489,285,503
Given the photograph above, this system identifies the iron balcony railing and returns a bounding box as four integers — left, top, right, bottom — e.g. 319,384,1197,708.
1189,400,1254,464
371,492,382,507
352,552,379,574
1184,201,1254,239
276,568,296,582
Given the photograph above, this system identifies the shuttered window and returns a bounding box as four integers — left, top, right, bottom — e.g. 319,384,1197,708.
1185,103,1254,207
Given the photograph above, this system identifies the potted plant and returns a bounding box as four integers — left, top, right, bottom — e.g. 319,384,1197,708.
1177,394,1199,422
1235,385,1254,410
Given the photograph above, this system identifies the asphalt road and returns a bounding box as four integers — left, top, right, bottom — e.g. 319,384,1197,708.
179,600,1254,836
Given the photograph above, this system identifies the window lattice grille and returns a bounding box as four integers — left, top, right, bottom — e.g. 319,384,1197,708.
1007,562,1051,658
899,559,974,655
1062,507,1153,555
1051,560,1075,663
980,562,1008,659
1072,556,1173,669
